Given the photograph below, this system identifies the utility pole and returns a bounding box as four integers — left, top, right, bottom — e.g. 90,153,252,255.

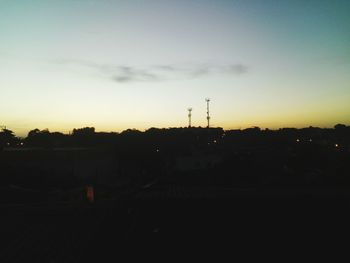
188,108,193,128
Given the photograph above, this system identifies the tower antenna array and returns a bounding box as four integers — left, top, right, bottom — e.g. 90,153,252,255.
187,108,193,128
205,98,210,128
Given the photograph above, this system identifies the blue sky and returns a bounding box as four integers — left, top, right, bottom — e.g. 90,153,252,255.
1,0,349,136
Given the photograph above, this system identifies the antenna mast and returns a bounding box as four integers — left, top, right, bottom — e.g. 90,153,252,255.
187,108,193,128
205,98,210,128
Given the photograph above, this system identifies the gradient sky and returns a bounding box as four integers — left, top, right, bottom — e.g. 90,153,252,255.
1,0,350,136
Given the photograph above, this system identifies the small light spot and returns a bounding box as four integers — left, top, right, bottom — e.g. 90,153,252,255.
296,139,300,142
309,139,312,142
335,144,339,148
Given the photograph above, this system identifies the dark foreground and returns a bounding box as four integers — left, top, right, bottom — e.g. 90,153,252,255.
1,185,350,262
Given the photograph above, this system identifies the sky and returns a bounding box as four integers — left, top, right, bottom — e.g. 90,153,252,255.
1,0,350,136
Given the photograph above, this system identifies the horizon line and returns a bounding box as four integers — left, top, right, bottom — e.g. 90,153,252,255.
3,123,349,138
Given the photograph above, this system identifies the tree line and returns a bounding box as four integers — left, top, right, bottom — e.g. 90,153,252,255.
1,124,349,150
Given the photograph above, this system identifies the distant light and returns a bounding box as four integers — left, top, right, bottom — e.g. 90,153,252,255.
156,149,160,152
296,139,300,142
86,186,94,203
309,139,312,142
335,144,339,148
20,142,24,146
213,140,217,143
6,142,10,146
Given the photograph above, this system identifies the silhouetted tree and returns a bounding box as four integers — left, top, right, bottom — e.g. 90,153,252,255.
72,127,95,136
335,124,347,130
72,127,96,146
0,128,16,150
27,128,40,137
25,128,53,148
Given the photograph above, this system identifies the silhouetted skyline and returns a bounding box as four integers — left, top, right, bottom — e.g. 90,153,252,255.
2,2,350,259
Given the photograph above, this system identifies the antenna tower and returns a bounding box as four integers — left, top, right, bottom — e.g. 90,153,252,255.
205,98,210,128
187,108,193,128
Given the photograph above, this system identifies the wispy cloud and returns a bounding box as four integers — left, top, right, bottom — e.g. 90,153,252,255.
53,59,249,83
111,66,158,83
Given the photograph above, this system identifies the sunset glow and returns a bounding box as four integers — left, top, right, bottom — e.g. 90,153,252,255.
1,0,349,136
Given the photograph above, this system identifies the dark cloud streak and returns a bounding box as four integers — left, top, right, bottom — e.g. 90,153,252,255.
52,59,249,83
